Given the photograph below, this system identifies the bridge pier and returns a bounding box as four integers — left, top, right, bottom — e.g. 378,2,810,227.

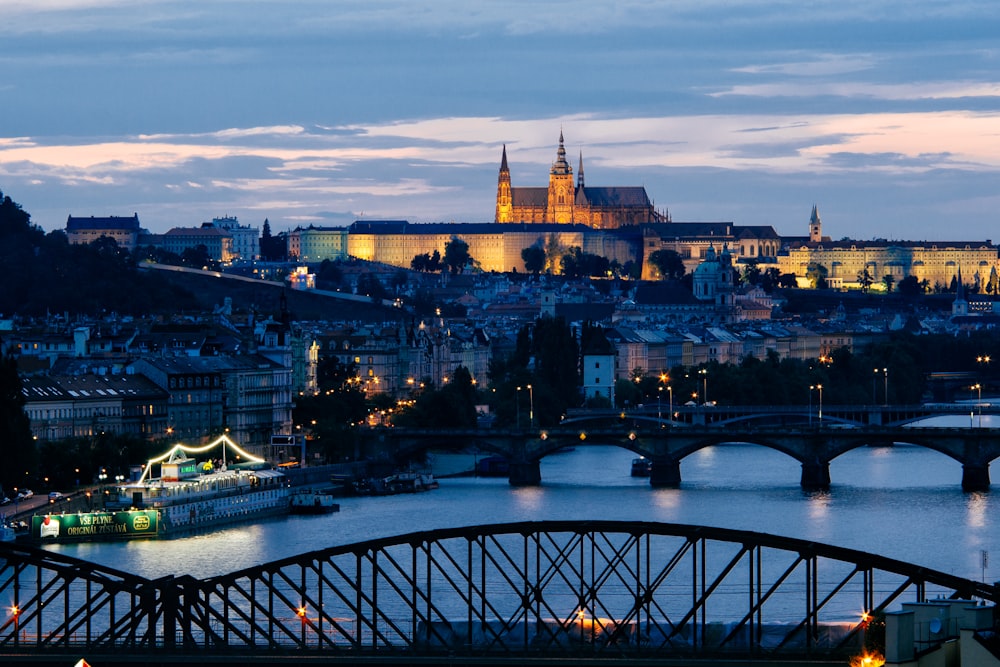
650,459,681,488
962,464,991,492
800,461,831,491
508,460,541,486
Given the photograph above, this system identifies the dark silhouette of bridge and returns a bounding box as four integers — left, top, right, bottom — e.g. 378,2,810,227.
1,521,994,665
374,412,1000,491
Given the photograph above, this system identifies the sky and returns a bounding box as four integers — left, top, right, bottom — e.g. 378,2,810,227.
3,1,1000,241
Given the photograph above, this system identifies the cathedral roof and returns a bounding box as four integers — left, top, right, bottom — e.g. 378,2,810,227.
511,187,549,207
581,186,652,208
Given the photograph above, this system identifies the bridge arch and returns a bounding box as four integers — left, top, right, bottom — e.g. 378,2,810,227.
1,521,994,663
374,425,1000,491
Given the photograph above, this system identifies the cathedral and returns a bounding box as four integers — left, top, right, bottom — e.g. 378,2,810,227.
495,132,669,229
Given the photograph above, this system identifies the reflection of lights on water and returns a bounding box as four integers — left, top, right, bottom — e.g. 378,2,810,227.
652,488,680,512
512,487,543,511
808,492,830,520
966,491,987,528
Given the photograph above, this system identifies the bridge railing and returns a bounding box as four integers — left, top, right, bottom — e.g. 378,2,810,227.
1,522,995,660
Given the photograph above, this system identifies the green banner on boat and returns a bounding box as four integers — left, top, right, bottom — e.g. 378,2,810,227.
31,510,159,541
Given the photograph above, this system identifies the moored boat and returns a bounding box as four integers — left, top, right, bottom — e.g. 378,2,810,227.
290,489,340,514
352,471,438,496
631,457,652,477
30,435,289,542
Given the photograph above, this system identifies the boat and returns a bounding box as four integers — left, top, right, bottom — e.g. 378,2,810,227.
631,457,652,477
29,435,289,542
289,489,340,514
352,471,439,496
475,455,510,477
0,523,15,543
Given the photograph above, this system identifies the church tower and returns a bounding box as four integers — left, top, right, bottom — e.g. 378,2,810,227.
809,205,823,243
546,131,575,223
495,145,513,223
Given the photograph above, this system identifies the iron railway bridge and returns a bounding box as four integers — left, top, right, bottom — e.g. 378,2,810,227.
1,521,995,665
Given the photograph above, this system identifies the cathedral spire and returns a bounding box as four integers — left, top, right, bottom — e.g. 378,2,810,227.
578,150,585,188
551,130,571,175
495,144,512,223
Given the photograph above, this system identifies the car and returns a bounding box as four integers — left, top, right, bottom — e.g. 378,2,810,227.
48,491,68,502
17,489,33,500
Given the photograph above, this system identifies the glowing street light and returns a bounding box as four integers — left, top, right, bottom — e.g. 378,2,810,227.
698,369,708,405
873,367,888,405
667,386,673,427
972,383,983,427
527,384,534,429
516,386,522,429
810,384,824,423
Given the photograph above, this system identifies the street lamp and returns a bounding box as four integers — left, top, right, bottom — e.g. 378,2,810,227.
810,384,823,423
658,386,663,420
972,383,983,427
527,384,534,429
515,386,522,429
874,367,888,405
698,369,708,405
667,386,673,428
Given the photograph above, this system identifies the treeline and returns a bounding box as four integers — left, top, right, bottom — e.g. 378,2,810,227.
0,191,198,316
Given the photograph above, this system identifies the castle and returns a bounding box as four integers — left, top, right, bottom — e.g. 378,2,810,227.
495,131,669,229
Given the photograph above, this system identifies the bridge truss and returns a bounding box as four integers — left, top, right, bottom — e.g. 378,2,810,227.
1,521,995,662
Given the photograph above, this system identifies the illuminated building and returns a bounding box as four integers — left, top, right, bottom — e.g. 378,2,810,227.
66,214,142,251
777,207,998,291
495,131,668,228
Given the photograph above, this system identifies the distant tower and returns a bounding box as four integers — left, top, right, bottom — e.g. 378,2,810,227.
577,151,585,189
546,131,575,223
495,145,513,223
809,205,823,243
952,267,968,317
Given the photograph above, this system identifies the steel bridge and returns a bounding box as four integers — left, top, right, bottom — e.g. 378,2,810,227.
1,521,995,665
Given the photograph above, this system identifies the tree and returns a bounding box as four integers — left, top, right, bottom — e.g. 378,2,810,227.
777,273,798,289
760,267,781,292
521,244,546,275
444,238,471,274
356,273,387,301
897,275,922,297
806,262,828,289
882,274,895,293
411,250,442,273
390,269,409,293
316,259,342,289
857,268,874,293
0,349,35,494
648,249,686,280
260,219,275,261
741,259,762,286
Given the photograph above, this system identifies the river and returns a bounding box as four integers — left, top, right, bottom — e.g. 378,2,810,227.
40,414,998,585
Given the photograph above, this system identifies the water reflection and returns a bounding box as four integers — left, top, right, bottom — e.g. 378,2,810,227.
43,444,1000,583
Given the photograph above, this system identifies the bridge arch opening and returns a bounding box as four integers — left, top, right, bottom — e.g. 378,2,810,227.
831,443,968,490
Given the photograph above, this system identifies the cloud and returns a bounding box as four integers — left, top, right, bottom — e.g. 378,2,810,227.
731,53,878,77
711,80,1000,101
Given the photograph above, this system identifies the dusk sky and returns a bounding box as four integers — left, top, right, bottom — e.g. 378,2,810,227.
4,1,1000,241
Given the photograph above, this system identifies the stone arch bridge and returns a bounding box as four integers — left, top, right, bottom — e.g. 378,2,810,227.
369,416,1000,492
